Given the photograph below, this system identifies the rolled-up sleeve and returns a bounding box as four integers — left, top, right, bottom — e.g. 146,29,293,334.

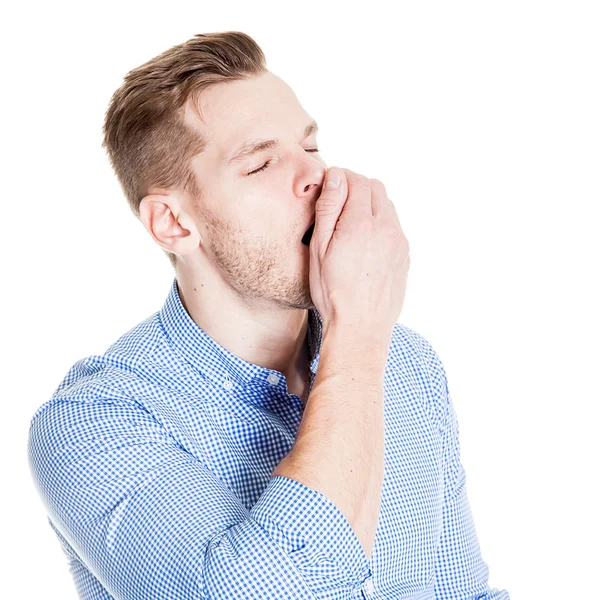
27,399,372,600
417,335,510,600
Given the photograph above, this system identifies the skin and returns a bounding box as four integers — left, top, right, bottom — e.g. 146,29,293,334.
139,70,328,404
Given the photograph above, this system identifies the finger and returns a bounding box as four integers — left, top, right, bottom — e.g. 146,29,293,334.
339,168,372,222
313,166,349,251
369,178,390,218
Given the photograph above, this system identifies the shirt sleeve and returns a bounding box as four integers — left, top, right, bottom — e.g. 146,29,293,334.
417,334,511,600
49,518,115,600
27,398,373,600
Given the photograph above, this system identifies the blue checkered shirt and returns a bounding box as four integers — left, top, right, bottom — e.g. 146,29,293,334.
28,277,509,599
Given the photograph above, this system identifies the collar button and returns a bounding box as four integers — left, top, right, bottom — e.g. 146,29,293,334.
267,373,280,385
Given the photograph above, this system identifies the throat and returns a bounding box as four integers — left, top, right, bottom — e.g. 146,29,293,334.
286,327,312,406
288,374,310,405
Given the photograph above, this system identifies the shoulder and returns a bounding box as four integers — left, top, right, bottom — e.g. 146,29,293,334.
28,311,165,432
27,312,180,494
390,323,446,375
388,322,450,429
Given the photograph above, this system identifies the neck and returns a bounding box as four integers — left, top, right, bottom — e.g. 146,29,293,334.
175,270,311,388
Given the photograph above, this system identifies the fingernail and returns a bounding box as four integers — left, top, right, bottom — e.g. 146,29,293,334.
325,168,341,189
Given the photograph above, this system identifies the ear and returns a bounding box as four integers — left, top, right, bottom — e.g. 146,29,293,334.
139,193,201,258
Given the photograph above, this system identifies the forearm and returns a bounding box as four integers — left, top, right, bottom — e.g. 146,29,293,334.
272,324,390,560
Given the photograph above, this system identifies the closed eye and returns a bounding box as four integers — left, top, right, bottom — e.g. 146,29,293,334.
247,149,320,176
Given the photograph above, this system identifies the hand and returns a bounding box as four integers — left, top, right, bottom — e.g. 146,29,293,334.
308,166,410,339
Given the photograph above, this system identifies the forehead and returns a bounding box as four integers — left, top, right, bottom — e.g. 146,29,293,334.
183,71,311,157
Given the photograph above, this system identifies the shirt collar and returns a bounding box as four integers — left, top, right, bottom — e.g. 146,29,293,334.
158,277,323,394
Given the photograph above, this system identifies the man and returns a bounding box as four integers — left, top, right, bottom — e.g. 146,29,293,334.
28,31,509,599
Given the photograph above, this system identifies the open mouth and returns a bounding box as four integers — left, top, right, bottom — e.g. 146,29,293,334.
301,222,315,246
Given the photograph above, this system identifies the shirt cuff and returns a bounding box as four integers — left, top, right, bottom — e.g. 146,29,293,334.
249,474,373,589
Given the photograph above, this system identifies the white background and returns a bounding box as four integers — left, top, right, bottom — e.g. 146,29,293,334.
2,1,598,598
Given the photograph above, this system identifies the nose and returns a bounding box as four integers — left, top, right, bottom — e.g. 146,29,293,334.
305,165,327,193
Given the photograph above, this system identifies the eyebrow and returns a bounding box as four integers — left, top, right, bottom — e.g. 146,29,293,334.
225,120,319,166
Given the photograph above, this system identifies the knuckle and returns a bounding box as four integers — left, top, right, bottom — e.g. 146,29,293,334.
341,167,359,179
382,221,400,240
315,198,339,215
352,180,372,199
344,169,370,189
355,174,371,189
345,215,370,234
369,178,387,194
402,236,410,255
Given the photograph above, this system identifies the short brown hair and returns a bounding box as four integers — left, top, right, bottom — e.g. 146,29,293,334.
101,31,267,269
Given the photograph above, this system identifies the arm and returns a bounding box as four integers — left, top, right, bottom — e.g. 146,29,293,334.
27,397,372,600
418,333,510,600
273,323,390,562
49,518,115,600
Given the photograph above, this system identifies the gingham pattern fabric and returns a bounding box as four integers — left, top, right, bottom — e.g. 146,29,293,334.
28,277,509,600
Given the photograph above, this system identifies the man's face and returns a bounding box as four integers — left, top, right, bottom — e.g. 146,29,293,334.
182,70,327,311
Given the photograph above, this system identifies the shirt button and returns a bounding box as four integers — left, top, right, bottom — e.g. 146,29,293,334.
223,379,233,391
363,578,375,594
267,373,280,385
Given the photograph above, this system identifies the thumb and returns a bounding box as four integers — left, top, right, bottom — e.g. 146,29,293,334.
313,167,347,249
